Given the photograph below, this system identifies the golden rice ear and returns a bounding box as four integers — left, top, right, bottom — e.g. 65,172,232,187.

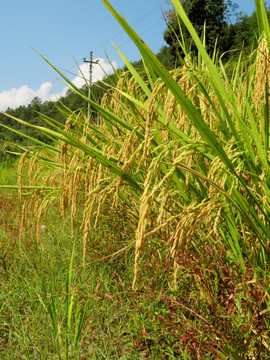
109,76,126,119
71,165,83,238
156,180,174,225
100,92,108,126
85,158,93,196
82,218,90,267
164,90,177,128
60,177,68,220
64,114,73,132
17,152,28,200
254,36,270,112
164,73,181,131
132,159,157,290
137,79,165,172
110,129,139,208
65,149,83,237
170,216,185,291
81,195,95,266
198,93,209,123
175,72,190,132
127,76,138,94
19,199,28,244
36,199,45,244
59,138,69,219
28,151,39,180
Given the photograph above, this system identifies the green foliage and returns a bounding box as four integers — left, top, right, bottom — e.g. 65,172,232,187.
0,160,18,186
0,142,17,167
164,0,236,62
231,11,259,51
156,45,176,69
163,0,270,64
0,99,65,145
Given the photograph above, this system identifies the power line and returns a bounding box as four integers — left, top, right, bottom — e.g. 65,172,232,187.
40,1,169,103
104,18,166,58
90,0,168,57
57,0,168,77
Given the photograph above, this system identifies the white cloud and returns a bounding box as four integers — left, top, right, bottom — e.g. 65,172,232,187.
36,82,54,100
0,58,118,111
0,82,53,111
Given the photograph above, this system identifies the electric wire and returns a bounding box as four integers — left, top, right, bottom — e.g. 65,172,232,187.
44,1,169,102
2,0,169,108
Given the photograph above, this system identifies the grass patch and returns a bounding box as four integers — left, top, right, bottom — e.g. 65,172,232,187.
0,195,268,359
0,160,18,186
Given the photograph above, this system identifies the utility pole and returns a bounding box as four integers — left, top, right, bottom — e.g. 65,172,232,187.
83,51,98,121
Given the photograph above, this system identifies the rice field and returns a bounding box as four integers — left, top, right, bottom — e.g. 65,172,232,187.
0,0,270,358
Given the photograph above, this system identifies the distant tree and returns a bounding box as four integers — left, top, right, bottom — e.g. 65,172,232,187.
229,10,268,53
30,96,42,108
163,0,238,62
156,45,176,69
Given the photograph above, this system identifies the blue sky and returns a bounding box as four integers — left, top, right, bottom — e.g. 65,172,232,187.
0,0,267,110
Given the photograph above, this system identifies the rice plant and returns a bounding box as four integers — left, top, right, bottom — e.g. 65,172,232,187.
1,0,270,357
